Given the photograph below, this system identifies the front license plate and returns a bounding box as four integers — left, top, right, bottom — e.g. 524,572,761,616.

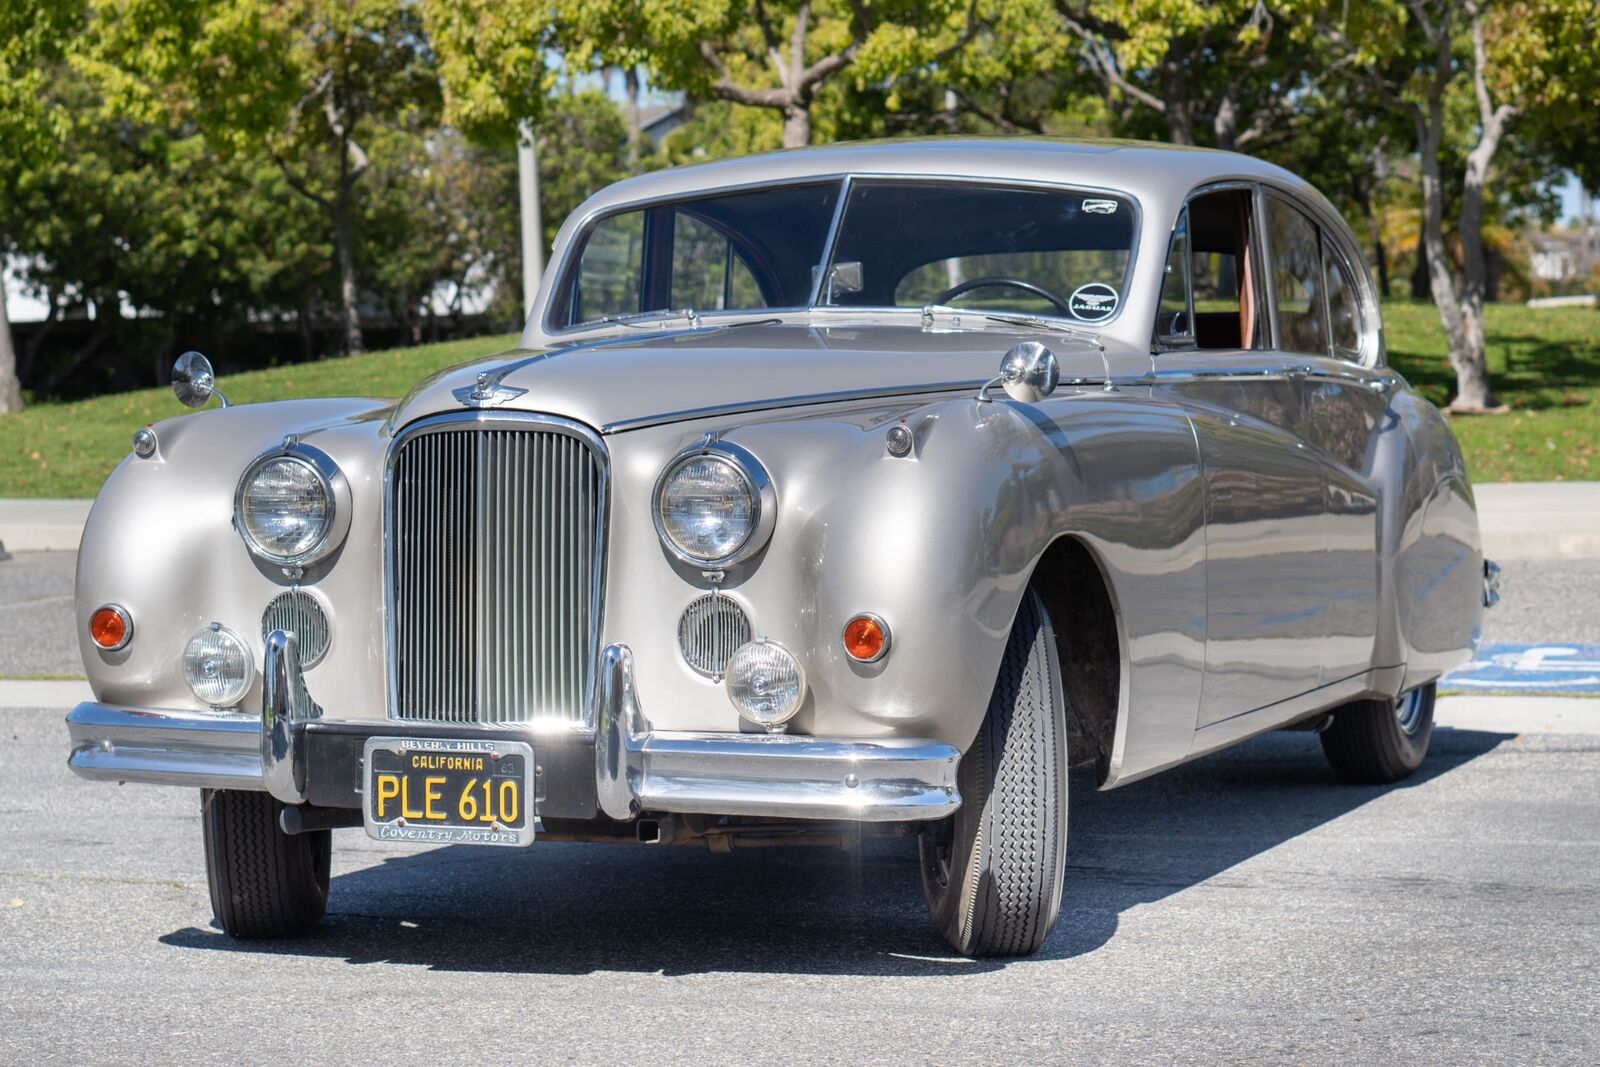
362,737,534,848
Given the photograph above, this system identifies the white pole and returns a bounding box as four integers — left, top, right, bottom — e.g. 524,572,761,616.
517,120,544,319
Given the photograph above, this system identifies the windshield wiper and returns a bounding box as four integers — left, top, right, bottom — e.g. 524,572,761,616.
918,304,1104,350
589,308,700,329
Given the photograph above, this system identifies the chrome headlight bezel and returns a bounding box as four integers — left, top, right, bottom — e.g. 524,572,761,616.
651,439,777,568
233,442,351,567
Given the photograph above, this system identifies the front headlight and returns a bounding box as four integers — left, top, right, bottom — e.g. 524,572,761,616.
182,623,254,707
652,440,775,566
235,444,350,567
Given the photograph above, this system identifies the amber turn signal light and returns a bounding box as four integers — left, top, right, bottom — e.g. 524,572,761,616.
842,613,890,663
89,604,132,651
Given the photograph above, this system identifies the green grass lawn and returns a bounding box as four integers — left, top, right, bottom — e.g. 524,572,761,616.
0,334,515,498
1384,302,1599,483
0,303,1595,498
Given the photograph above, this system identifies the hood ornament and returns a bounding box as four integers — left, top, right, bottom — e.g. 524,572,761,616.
454,370,528,409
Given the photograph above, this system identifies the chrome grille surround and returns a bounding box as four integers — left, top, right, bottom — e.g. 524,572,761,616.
385,411,608,730
676,593,753,680
261,590,331,668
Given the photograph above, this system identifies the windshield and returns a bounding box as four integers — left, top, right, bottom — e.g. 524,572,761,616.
551,181,842,328
821,181,1135,324
550,176,1137,331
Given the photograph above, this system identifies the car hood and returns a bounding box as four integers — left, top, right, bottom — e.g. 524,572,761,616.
392,321,1136,434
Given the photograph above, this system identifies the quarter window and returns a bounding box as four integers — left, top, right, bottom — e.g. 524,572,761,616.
1265,197,1328,356
1324,247,1363,357
572,212,644,324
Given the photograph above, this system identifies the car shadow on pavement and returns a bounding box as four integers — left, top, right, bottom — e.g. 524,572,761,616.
160,728,1511,976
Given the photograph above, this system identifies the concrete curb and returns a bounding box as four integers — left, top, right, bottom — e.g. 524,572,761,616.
1472,483,1600,561
1,482,1596,558
0,679,93,708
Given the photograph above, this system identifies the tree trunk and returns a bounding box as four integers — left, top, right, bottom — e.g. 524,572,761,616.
333,182,363,356
781,103,810,148
1357,186,1391,298
0,285,22,414
1448,10,1513,412
1160,53,1195,145
1415,104,1493,410
623,67,642,168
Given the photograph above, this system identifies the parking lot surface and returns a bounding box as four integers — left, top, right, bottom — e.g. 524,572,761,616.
4,549,1598,1064
4,702,1596,1065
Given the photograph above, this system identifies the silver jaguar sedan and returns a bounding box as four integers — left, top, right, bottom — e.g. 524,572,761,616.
65,138,1494,957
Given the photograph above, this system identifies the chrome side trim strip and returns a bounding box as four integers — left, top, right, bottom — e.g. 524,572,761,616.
595,644,961,822
600,380,986,435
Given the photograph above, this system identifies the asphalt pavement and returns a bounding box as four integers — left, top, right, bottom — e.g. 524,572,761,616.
3,549,1598,1064
4,704,1596,1065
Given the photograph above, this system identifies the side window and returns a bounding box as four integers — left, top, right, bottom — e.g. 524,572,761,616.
671,214,768,311
570,211,643,324
1324,247,1363,358
1265,197,1327,356
1154,207,1193,346
1167,187,1263,351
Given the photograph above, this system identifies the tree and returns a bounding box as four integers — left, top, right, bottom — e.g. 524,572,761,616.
426,1,987,149
87,0,441,355
1315,0,1597,412
0,0,84,413
1050,1,1338,150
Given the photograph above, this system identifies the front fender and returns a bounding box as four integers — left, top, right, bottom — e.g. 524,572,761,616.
76,398,394,716
606,396,1067,750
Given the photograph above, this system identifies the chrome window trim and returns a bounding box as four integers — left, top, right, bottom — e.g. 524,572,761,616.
543,171,1145,337
232,442,351,568
382,409,612,733
651,438,777,568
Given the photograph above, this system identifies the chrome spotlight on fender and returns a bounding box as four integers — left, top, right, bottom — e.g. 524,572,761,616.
172,350,229,409
978,341,1060,403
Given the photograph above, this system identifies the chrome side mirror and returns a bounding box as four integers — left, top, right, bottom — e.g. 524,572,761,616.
172,350,228,409
978,341,1060,403
824,260,864,300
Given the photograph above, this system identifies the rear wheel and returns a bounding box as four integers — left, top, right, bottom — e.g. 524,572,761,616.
1319,682,1436,784
202,789,330,938
919,588,1068,957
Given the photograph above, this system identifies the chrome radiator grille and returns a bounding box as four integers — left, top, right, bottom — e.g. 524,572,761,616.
388,418,605,726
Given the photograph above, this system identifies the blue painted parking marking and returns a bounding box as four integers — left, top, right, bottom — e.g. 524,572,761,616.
1444,643,1600,695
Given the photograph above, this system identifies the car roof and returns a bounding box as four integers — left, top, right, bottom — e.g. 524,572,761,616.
573,137,1316,218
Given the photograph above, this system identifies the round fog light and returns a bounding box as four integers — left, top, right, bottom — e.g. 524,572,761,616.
182,623,254,708
724,639,806,728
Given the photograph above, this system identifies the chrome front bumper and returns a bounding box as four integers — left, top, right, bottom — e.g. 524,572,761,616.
66,636,961,823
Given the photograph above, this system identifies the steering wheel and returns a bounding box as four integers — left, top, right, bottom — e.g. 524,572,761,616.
932,276,1074,317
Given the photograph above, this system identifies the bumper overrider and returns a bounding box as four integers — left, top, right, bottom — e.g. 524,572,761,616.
66,631,961,824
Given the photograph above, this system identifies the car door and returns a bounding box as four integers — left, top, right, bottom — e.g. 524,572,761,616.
1149,186,1331,727
1268,193,1388,687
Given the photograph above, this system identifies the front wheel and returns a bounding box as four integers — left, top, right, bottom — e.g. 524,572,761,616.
1319,682,1436,784
919,588,1068,957
201,789,330,938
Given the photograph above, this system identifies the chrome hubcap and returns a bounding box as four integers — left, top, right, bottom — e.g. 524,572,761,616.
1395,688,1425,735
